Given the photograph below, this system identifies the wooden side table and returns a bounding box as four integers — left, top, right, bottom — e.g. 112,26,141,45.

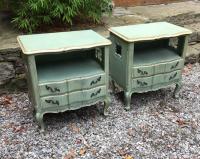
17,30,111,130
109,22,192,110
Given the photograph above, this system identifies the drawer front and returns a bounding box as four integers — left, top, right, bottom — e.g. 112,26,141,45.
69,91,84,104
154,63,166,75
68,74,105,92
68,78,82,92
132,77,153,88
165,59,184,72
165,70,181,83
153,74,165,85
83,86,106,101
132,66,153,78
82,74,105,89
39,82,67,96
41,95,68,108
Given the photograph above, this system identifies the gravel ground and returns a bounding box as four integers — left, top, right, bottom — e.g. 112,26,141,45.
0,63,200,159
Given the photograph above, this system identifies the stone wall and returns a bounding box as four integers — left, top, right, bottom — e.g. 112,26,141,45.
0,48,26,93
0,42,199,93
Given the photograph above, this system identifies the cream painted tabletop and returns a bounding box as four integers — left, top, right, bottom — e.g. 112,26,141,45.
17,30,111,55
109,22,192,42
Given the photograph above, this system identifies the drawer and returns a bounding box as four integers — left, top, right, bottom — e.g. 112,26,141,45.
165,59,184,72
39,82,67,96
68,74,105,92
82,74,105,89
41,94,68,108
69,91,84,104
83,86,106,101
68,78,82,92
132,77,153,88
153,74,165,85
132,66,153,78
154,63,166,75
165,70,181,83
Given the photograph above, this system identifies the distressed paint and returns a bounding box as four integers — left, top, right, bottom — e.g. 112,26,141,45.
109,22,192,109
18,30,111,130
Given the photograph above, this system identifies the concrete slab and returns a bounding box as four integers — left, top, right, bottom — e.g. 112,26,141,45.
126,1,200,21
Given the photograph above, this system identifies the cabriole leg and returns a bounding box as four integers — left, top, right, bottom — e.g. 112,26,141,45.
124,91,132,111
104,96,111,116
173,82,182,98
36,112,45,131
111,79,117,92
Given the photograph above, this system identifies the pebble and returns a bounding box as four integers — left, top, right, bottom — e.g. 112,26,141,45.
0,63,200,158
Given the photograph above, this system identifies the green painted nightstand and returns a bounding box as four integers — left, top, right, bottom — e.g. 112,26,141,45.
17,30,111,130
109,22,192,110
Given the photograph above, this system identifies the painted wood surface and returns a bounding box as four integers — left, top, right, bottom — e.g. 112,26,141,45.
109,22,192,42
18,30,111,130
109,22,192,110
18,30,111,54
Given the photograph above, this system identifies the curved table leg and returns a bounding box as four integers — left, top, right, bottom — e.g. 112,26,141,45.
173,81,182,99
104,96,111,116
36,112,45,131
124,91,132,111
111,80,117,93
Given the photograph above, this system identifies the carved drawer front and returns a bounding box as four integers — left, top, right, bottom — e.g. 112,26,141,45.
165,59,184,72
82,74,105,89
165,70,181,83
153,74,165,85
41,94,68,108
68,74,105,92
69,91,84,104
154,63,166,75
132,77,153,88
132,66,153,78
83,86,106,102
68,79,83,92
39,82,67,96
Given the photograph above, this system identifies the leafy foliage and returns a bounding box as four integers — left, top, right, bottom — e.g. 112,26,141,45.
0,0,111,32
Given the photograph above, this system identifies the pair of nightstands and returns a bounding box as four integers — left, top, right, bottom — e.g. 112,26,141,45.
18,22,192,129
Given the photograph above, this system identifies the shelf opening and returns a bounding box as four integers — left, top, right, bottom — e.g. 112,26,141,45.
35,49,105,83
133,38,182,66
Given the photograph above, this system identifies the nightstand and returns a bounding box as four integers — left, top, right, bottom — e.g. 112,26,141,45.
18,30,111,130
109,22,192,110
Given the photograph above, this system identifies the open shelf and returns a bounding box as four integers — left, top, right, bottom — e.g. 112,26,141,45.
133,47,181,66
36,53,104,83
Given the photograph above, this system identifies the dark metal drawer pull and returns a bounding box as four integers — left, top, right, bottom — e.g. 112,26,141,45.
46,85,60,93
45,99,59,106
169,72,178,81
137,80,148,87
137,69,148,75
90,76,102,86
90,88,102,98
171,62,179,70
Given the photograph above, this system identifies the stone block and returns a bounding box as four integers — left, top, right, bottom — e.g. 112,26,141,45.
0,62,15,85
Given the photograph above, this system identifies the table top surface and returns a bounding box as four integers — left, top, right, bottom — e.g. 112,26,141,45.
109,22,192,42
17,30,111,55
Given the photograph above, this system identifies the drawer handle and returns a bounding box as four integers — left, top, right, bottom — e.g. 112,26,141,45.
90,76,102,86
169,72,178,81
137,69,148,75
46,85,60,93
171,62,179,70
45,99,59,106
90,88,101,98
137,80,148,87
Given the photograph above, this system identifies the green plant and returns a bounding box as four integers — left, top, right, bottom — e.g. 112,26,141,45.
0,0,111,32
